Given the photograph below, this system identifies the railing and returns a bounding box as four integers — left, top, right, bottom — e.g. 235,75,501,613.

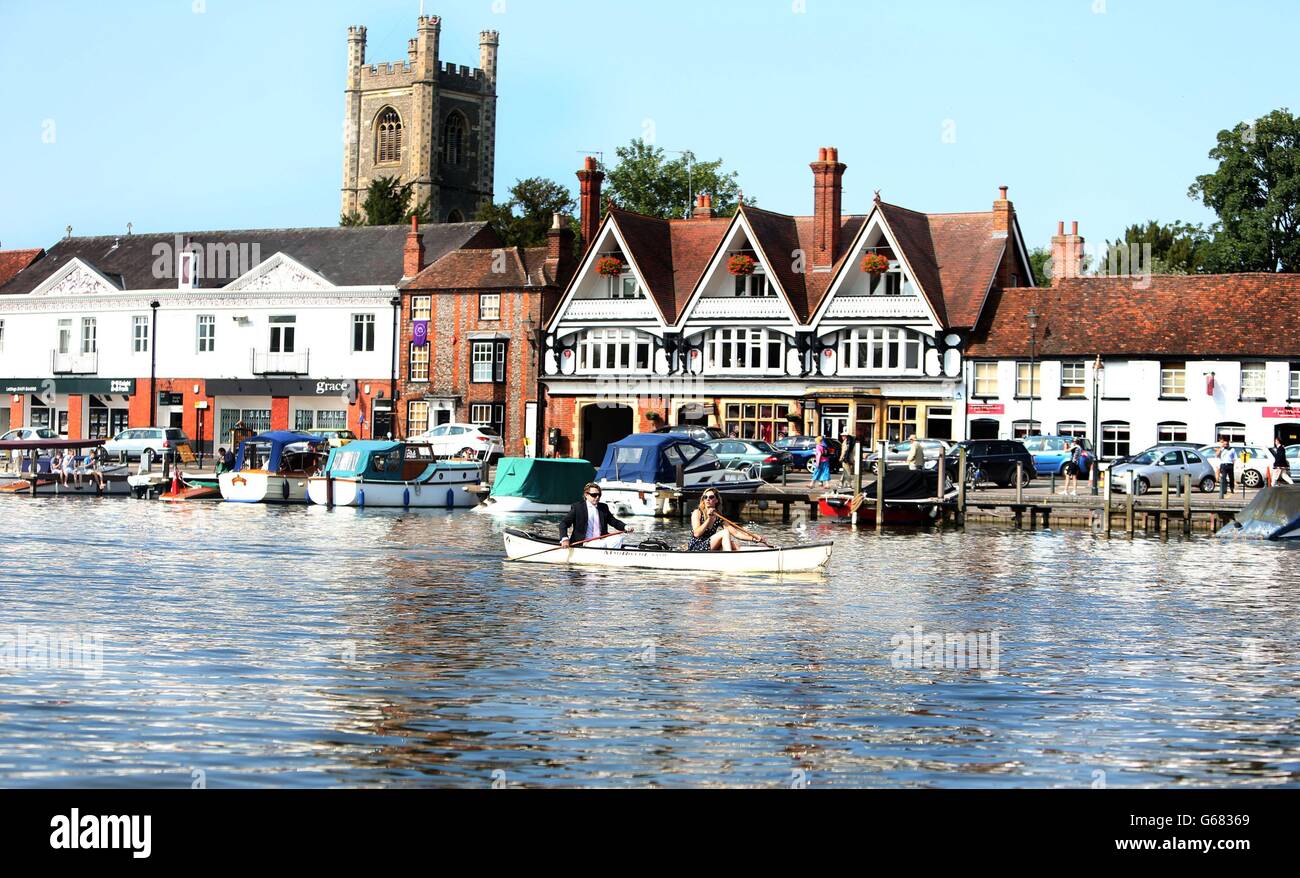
51,350,98,374
824,294,929,319
563,298,658,320
251,349,310,375
689,297,789,319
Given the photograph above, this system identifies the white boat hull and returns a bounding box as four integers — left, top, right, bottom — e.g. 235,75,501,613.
472,495,571,515
219,470,312,504
306,475,479,508
502,529,833,573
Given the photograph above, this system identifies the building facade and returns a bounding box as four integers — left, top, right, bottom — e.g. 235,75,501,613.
541,149,1036,465
341,15,498,223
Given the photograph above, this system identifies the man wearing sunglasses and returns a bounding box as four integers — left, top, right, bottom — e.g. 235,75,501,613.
560,482,632,548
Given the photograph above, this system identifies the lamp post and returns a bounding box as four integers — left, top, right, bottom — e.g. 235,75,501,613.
1026,308,1040,437
389,295,401,440
1091,355,1104,494
148,300,160,427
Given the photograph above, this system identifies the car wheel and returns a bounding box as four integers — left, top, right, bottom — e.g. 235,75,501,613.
1242,469,1263,489
1199,476,1217,493
1134,476,1150,496
142,448,156,464
805,459,816,475
869,461,879,475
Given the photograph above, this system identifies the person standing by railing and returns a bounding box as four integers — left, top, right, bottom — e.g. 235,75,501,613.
1271,437,1292,485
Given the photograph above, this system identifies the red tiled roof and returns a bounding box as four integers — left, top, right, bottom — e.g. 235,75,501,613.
402,245,554,290
927,212,1008,327
0,249,44,288
965,274,1300,358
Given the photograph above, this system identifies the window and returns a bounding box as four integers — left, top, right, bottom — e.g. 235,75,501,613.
733,271,774,297
133,316,149,353
838,327,923,374
926,407,953,441
409,343,430,382
1160,361,1186,397
1101,421,1130,459
1015,362,1041,398
1057,421,1088,441
470,404,492,424
352,314,375,353
218,408,271,441
1157,421,1188,444
1290,363,1300,400
376,107,402,164
973,362,999,397
0,318,5,353
605,273,643,299
709,328,784,373
80,317,97,354
197,315,215,352
723,401,791,442
442,112,465,166
470,402,505,437
411,296,432,322
885,404,919,444
1060,360,1086,398
578,329,652,372
1215,422,1246,444
1240,362,1266,400
472,340,507,383
269,315,295,353
294,410,348,432
479,294,500,321
57,319,72,355
407,401,430,437
1012,420,1041,438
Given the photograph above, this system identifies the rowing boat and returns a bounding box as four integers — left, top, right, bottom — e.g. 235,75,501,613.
502,528,833,573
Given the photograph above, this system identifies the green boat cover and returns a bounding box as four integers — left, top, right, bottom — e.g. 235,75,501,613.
490,457,595,505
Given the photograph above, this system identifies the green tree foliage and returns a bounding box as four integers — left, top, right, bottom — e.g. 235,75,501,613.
476,177,577,248
604,139,751,219
1027,247,1054,287
339,176,433,226
1101,220,1210,275
1189,108,1300,272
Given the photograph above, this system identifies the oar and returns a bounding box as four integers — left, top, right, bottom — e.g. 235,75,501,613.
508,530,626,562
713,512,771,546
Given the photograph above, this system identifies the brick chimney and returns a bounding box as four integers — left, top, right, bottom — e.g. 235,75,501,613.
576,156,604,254
993,185,1012,235
547,212,577,284
692,194,715,220
403,215,425,278
1049,220,1085,284
810,147,846,268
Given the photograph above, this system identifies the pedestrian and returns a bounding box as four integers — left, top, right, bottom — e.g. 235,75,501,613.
905,434,924,470
1060,440,1082,495
837,433,856,488
1271,437,1292,486
87,453,105,492
1217,438,1236,494
215,447,229,475
811,435,832,486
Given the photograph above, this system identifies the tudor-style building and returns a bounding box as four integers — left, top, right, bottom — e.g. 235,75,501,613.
541,149,1036,464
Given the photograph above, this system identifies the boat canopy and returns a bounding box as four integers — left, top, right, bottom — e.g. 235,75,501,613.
862,468,946,501
235,431,323,472
490,457,595,504
596,433,722,484
1219,485,1300,540
323,440,405,480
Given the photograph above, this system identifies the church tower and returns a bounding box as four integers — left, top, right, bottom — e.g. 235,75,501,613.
341,15,498,223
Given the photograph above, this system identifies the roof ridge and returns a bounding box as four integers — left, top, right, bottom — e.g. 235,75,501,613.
48,222,487,241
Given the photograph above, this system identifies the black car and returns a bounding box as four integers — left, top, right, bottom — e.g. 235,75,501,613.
773,435,843,473
653,424,724,442
945,439,1037,487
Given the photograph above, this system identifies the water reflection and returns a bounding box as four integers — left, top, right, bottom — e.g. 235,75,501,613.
0,497,1297,787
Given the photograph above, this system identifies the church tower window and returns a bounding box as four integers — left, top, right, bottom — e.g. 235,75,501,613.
375,107,402,164
443,113,466,166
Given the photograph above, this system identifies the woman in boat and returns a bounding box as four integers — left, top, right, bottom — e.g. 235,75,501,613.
688,489,769,552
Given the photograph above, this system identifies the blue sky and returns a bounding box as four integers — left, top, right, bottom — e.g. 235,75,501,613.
1,0,1294,252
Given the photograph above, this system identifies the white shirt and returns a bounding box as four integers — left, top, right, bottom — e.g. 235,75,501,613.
585,500,601,542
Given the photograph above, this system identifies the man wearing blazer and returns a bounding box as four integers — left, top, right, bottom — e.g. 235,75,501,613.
560,482,632,547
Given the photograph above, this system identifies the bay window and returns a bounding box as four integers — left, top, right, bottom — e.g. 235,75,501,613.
708,328,784,373
472,340,507,383
837,327,923,374
578,329,652,372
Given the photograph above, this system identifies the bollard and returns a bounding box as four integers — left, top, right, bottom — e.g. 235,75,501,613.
1183,473,1192,535
1126,477,1135,536
1160,472,1170,535
853,446,863,529
1015,462,1024,506
1103,469,1112,536
956,446,968,527
1050,471,1056,495
876,441,887,531
936,451,946,525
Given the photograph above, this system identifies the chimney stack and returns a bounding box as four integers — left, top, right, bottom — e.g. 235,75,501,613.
547,212,577,283
692,193,715,220
1049,220,1085,284
403,215,425,278
576,156,605,254
810,146,847,268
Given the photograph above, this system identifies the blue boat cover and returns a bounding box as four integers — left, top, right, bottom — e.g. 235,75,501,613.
235,431,323,472
595,433,720,484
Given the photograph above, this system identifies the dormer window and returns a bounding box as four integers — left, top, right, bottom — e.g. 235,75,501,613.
733,271,774,297
607,273,643,299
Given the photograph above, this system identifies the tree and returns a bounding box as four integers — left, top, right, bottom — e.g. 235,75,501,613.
604,139,751,219
1101,220,1210,275
476,177,576,248
1027,247,1054,287
1189,108,1300,272
339,175,433,226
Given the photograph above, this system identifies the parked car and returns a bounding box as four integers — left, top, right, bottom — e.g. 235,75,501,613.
1288,445,1300,481
1019,435,1094,476
102,427,191,462
1109,446,1217,494
865,439,951,473
945,439,1037,487
412,422,505,459
771,435,842,474
1195,444,1273,488
313,428,357,448
0,427,59,441
653,424,724,443
705,439,792,481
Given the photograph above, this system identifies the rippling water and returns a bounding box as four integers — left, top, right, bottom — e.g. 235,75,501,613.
1,497,1297,788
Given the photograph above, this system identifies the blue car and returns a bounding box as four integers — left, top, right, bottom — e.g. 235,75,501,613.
1021,435,1093,476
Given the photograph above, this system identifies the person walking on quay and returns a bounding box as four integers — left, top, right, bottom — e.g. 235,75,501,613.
837,433,857,488
811,435,832,487
559,482,632,549
1060,440,1082,496
905,434,924,471
1271,437,1293,485
1217,438,1237,495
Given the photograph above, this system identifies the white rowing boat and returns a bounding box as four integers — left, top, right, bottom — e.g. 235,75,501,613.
502,528,833,573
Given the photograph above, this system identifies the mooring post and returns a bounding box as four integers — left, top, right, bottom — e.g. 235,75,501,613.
1126,479,1135,536
1182,473,1192,535
1103,468,1113,536
1160,472,1170,535
876,441,886,531
1015,462,1024,506
957,446,967,527
935,450,946,527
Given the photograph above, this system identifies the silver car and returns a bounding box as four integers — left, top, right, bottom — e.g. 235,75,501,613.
102,427,191,462
1196,444,1273,489
1109,446,1217,495
865,439,951,473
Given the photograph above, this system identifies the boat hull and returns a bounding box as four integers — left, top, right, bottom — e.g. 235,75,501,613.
0,475,133,497
219,471,312,504
502,528,833,573
472,495,571,514
818,492,936,526
306,475,479,508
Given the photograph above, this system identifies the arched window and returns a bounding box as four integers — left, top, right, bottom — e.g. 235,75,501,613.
1101,420,1130,459
1057,421,1088,441
1214,421,1246,444
375,107,402,164
442,113,466,166
1157,421,1188,444
446,209,464,223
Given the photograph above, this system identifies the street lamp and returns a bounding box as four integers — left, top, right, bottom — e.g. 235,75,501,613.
1091,355,1104,494
148,300,160,427
1026,308,1040,437
389,295,401,440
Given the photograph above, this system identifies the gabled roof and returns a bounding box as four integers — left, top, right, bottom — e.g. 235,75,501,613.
402,245,556,290
0,249,44,288
965,274,1300,359
0,224,498,294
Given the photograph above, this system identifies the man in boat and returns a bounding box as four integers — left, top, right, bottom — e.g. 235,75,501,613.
559,483,633,549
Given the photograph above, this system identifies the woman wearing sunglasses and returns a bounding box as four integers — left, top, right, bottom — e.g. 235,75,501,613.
687,489,769,552
559,482,631,548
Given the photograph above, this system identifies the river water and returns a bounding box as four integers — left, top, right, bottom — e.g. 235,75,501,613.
1,498,1297,788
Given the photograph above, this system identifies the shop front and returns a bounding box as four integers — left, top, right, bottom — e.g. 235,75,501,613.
206,378,361,444
3,378,136,440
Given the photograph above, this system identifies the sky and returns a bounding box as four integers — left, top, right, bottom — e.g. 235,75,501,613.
1,0,1295,253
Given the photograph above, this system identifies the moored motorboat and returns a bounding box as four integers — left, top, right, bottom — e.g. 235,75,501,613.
218,431,325,504
502,528,833,573
1218,485,1300,540
818,469,952,525
307,440,480,508
595,433,765,517
473,456,596,514
0,439,132,496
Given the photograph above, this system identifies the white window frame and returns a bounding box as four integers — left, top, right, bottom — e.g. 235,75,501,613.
708,328,785,374
1101,421,1130,459
408,343,430,382
80,317,97,355
133,315,149,353
57,318,72,355
973,362,998,397
1015,361,1041,399
197,314,215,353
470,403,492,424
1160,361,1186,398
1057,421,1088,441
472,341,495,383
407,401,430,436
352,313,375,353
0,318,5,354
1215,422,1247,444
578,328,653,373
1157,421,1188,444
732,270,774,298
411,296,432,322
268,315,296,354
479,293,500,321
837,327,922,376
1239,362,1266,400
1060,360,1086,398
1290,363,1300,400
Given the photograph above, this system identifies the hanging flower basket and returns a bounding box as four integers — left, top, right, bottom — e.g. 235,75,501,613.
860,253,891,274
596,256,625,277
727,254,757,276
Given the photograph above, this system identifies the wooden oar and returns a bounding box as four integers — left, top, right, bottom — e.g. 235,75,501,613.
713,512,771,546
508,530,627,563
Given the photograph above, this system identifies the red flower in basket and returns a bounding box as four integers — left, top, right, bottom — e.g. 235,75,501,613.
861,253,891,274
596,256,625,277
727,254,757,276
